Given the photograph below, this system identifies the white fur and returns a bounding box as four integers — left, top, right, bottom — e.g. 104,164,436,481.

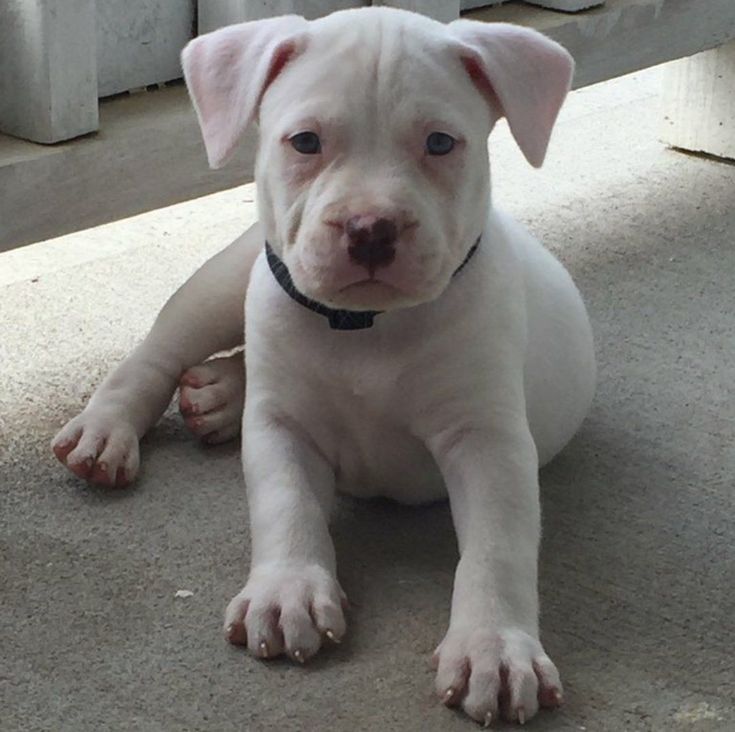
215,8,593,725
54,7,595,726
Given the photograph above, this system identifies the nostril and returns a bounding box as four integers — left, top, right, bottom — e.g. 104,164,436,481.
370,218,398,246
346,216,398,271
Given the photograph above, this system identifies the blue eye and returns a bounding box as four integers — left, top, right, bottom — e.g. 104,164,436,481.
290,131,321,155
426,132,456,156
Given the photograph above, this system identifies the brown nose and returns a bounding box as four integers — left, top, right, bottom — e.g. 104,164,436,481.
346,215,398,272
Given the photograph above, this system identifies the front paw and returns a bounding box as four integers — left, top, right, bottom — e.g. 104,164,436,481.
433,627,562,726
51,409,139,488
224,563,347,663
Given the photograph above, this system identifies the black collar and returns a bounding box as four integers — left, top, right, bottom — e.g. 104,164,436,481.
265,236,481,331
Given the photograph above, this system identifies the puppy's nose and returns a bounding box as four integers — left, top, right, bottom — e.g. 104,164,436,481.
345,215,398,271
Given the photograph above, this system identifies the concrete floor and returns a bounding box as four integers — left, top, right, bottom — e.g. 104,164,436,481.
1,66,734,731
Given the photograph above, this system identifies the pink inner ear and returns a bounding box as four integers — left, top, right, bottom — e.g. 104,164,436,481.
260,42,299,105
460,54,501,119
450,21,573,168
181,15,308,169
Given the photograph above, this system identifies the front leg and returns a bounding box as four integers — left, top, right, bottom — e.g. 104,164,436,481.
225,411,346,662
52,225,260,486
427,423,562,726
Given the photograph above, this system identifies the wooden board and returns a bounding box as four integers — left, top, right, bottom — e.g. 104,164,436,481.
0,85,256,252
96,0,195,97
0,0,98,144
198,0,365,32
467,0,735,88
519,1,605,11
463,1,605,11
661,41,735,161
374,1,459,22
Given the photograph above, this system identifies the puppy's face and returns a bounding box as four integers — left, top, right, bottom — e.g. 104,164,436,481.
256,16,493,311
182,8,573,311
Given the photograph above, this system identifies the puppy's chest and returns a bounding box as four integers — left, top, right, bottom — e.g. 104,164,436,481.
294,353,445,504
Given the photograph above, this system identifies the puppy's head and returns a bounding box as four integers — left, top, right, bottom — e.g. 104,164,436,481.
182,8,572,311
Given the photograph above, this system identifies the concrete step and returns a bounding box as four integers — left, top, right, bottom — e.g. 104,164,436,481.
2,0,734,252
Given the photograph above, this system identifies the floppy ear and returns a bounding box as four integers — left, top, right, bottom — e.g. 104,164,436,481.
181,16,308,169
448,21,573,168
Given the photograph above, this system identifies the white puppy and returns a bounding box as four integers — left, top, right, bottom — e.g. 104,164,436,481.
53,7,595,726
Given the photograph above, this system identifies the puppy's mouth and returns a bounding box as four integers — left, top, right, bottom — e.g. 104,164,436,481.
338,278,402,294
286,248,414,306
327,277,405,307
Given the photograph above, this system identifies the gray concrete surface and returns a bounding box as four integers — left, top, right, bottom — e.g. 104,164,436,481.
1,66,734,731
